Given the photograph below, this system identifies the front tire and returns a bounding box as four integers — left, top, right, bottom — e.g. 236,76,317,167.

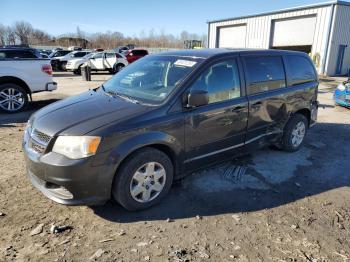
112,148,174,211
0,84,28,113
281,114,308,152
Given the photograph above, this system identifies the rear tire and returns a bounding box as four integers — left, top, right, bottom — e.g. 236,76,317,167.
0,83,28,113
281,114,308,152
112,148,174,211
112,64,124,74
73,65,82,75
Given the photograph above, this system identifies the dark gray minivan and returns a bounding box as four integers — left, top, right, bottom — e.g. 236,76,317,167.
23,49,318,211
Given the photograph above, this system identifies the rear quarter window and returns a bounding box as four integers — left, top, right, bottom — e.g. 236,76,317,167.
244,56,286,94
285,55,317,85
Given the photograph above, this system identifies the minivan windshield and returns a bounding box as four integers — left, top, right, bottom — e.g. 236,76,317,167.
102,56,200,105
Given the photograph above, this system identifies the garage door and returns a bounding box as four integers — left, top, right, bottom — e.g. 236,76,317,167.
218,25,247,48
271,16,317,47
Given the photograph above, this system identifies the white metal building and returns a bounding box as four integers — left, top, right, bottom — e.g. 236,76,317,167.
208,1,350,76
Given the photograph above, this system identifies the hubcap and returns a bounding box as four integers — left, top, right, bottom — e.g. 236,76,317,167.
291,121,306,147
0,88,25,112
130,162,166,203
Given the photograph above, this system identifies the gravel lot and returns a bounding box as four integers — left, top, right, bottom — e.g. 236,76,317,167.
0,72,349,261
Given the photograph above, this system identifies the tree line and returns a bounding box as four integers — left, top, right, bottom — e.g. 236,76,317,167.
0,21,207,49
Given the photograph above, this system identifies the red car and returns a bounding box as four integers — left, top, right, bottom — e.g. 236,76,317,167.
123,49,148,63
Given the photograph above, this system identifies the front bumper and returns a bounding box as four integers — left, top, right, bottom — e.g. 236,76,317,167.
334,89,350,107
24,143,115,206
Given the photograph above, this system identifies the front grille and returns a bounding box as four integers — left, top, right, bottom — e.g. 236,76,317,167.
29,140,46,154
32,129,51,144
28,129,52,154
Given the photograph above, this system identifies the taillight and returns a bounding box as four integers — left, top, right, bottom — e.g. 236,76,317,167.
42,64,52,75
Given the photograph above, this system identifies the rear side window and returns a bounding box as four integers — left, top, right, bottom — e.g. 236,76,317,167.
105,53,115,58
244,56,286,94
73,52,86,58
133,50,148,56
285,56,316,85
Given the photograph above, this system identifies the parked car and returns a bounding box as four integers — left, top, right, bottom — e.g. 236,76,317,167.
68,46,82,51
334,81,350,108
93,48,104,52
87,51,128,74
23,49,318,210
51,50,91,71
49,49,71,58
49,50,71,70
0,45,43,59
115,46,129,53
0,47,56,113
123,49,148,64
66,52,94,75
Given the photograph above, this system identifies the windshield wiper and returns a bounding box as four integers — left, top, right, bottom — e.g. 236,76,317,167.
115,93,140,104
101,85,140,104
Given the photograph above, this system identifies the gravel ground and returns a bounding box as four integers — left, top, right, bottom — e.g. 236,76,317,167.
0,72,349,261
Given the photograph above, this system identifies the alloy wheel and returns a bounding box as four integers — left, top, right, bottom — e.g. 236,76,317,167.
0,88,25,112
291,121,306,147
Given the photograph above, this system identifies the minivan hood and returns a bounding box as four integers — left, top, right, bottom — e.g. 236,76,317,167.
32,90,151,136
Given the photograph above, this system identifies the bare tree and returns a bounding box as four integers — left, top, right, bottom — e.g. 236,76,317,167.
0,24,6,45
1,20,207,49
31,29,50,45
6,26,16,45
14,21,33,44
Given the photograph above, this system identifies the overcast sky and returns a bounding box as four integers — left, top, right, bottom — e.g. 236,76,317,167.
1,0,331,37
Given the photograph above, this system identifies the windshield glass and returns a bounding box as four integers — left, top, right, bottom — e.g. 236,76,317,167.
102,56,200,105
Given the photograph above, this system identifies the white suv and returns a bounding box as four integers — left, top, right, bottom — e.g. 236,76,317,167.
88,52,128,74
51,51,91,71
66,53,94,75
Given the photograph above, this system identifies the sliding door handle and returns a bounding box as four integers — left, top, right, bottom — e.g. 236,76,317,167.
231,106,246,113
251,101,262,109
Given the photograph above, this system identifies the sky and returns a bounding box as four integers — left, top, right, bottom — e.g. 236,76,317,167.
1,0,331,37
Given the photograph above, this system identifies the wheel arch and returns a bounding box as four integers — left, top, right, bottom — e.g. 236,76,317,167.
0,76,31,95
109,132,182,186
293,108,311,127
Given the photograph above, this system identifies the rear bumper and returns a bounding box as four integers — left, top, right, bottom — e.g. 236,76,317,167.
45,82,57,91
24,145,115,206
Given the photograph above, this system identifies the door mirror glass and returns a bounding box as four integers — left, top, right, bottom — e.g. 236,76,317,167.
187,90,209,107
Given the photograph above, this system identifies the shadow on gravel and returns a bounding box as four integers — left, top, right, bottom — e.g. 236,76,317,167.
0,99,61,126
92,122,350,223
53,73,80,78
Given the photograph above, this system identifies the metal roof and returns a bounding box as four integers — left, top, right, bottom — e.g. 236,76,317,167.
208,1,350,24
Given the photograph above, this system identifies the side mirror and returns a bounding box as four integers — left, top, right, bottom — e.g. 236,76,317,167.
187,90,209,108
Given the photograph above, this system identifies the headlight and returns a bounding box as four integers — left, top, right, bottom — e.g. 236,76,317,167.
337,84,346,91
52,136,101,159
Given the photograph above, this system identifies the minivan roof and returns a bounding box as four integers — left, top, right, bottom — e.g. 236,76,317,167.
157,48,309,59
